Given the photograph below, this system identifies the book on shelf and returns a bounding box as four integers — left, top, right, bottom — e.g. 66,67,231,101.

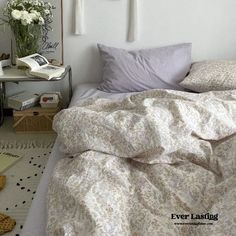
8,91,40,111
16,53,65,80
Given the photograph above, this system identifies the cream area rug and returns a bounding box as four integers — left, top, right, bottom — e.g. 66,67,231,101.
0,141,54,236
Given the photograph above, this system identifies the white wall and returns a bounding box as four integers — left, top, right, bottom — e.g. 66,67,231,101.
1,0,236,96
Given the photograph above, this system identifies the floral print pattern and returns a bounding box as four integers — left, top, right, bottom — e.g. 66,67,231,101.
47,89,236,236
180,60,236,92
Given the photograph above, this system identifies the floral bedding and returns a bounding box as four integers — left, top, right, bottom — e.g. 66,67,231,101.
47,89,236,236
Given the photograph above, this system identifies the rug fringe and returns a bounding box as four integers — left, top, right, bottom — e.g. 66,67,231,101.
0,140,55,149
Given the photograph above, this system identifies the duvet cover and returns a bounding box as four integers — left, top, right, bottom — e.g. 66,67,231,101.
48,89,236,236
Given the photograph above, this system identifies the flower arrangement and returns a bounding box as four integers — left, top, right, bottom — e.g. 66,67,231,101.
2,0,53,26
0,0,54,58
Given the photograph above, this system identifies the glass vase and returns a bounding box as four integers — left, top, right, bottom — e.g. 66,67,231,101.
12,24,42,58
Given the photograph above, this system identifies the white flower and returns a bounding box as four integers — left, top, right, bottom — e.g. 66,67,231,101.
38,16,45,25
11,10,21,20
29,12,37,21
44,9,50,15
39,1,44,7
34,0,39,6
20,11,33,25
4,0,54,26
30,10,41,18
20,10,29,19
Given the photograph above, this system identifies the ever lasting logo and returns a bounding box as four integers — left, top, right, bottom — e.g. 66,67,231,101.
171,213,219,226
41,17,59,54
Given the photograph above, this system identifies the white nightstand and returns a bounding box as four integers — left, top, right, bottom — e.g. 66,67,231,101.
0,66,72,126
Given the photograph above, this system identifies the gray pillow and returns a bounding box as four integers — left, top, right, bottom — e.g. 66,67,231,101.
97,43,192,93
180,60,236,92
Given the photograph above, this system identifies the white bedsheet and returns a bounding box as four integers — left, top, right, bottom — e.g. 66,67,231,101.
21,83,131,236
70,83,135,104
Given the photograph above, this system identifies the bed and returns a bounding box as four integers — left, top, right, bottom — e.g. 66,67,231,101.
21,83,133,236
22,44,236,236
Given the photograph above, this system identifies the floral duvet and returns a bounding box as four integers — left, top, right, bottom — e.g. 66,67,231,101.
48,89,236,236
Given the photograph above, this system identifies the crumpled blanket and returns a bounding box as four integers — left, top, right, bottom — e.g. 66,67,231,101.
48,89,236,236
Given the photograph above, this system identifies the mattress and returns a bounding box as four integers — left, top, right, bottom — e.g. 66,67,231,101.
21,83,132,236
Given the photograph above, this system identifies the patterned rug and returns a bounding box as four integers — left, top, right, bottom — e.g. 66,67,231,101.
0,141,54,236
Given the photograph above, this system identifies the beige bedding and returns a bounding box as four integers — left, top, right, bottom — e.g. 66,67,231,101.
48,89,236,236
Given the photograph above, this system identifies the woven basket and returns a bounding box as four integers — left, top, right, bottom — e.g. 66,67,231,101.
13,106,60,133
